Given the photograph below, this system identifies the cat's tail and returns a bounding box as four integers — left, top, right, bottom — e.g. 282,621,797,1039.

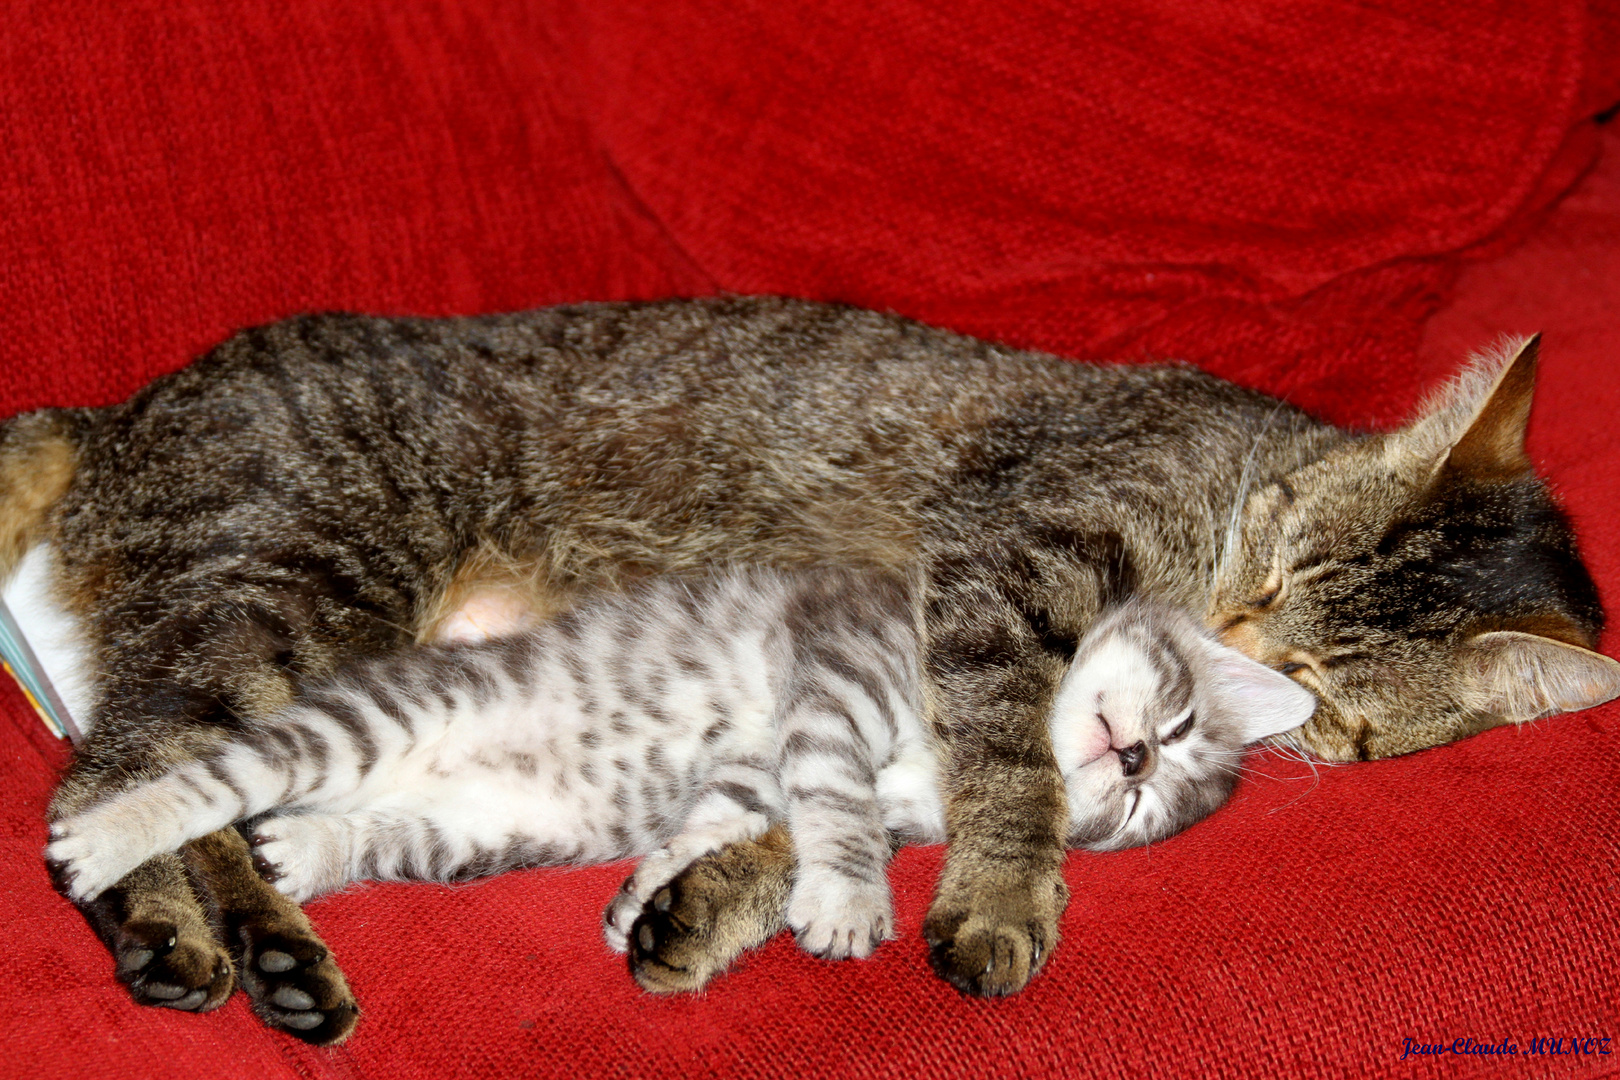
0,408,91,583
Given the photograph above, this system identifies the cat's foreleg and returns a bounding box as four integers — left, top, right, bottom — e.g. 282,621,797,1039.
918,559,1073,997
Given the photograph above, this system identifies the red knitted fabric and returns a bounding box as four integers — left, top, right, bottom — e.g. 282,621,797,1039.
3,2,1618,1077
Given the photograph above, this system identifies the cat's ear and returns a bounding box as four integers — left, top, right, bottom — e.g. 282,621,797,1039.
1389,334,1540,481
1203,640,1318,743
1461,630,1620,725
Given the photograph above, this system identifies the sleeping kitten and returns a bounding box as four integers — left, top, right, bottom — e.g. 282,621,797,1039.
45,568,1312,964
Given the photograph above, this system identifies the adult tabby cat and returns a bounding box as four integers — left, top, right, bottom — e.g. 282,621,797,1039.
46,571,1315,995
4,297,1616,1044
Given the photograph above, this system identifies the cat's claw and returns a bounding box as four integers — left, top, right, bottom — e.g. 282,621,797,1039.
787,877,894,960
44,816,142,902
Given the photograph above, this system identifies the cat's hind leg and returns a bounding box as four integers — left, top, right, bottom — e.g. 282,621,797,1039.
183,829,359,1044
248,796,564,901
247,811,371,903
598,778,792,993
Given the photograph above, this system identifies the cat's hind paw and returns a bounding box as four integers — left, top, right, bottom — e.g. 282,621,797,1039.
45,814,145,902
238,926,360,1046
248,815,350,903
114,917,236,1013
625,827,793,994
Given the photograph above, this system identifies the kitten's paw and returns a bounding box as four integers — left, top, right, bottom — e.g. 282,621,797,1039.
923,866,1068,997
45,815,144,902
238,924,360,1046
248,817,343,903
627,875,729,994
787,876,894,960
112,918,235,1013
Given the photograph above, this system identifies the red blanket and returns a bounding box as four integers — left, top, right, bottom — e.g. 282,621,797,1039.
4,2,1618,1077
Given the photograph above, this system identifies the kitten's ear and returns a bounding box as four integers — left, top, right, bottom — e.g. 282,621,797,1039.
1391,334,1540,481
1204,640,1318,744
1462,630,1620,725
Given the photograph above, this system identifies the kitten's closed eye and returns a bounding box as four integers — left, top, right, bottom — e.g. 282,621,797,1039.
1159,710,1195,743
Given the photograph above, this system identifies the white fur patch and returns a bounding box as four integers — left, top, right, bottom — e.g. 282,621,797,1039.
2,543,97,735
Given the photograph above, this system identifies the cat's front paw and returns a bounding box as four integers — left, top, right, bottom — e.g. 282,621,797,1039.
923,864,1068,997
787,876,894,960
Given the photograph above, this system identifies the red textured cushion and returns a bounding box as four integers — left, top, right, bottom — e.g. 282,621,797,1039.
4,2,1619,1078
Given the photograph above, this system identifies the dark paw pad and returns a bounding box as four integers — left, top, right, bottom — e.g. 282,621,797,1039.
628,876,728,995
239,929,358,1046
114,920,235,1013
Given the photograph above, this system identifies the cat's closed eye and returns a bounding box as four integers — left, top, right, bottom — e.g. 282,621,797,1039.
1161,712,1195,742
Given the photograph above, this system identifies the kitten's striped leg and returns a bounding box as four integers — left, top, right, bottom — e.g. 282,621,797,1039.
776,710,895,960
46,683,443,903
248,802,545,902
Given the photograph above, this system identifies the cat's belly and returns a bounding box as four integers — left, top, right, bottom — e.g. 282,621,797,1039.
359,774,661,863
1,542,97,737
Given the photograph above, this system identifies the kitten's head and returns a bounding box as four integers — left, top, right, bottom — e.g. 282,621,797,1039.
1053,599,1315,850
1209,337,1620,761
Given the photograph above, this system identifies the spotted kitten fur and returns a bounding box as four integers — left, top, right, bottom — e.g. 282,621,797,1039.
48,567,1312,962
